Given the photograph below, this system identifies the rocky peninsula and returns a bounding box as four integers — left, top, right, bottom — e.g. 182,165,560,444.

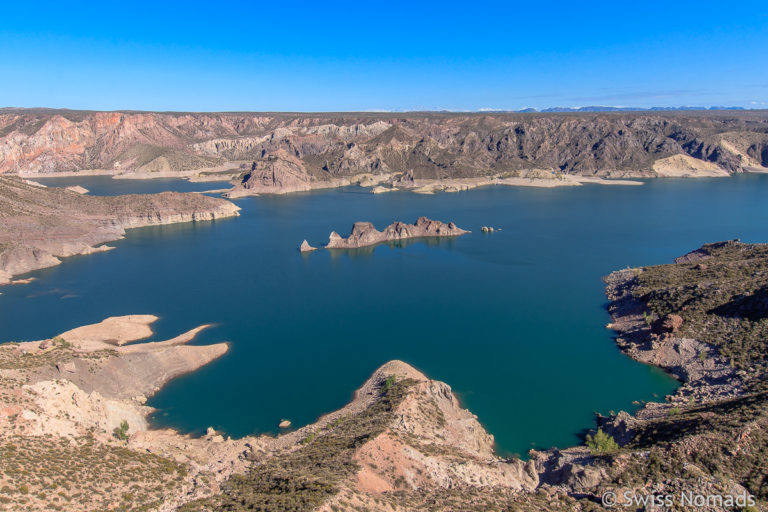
526,240,767,510
325,217,468,249
2,110,767,197
0,177,240,285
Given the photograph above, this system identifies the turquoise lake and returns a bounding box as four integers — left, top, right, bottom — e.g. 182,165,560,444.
4,174,768,457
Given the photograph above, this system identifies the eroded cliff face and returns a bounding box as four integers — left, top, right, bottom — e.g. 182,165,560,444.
2,110,768,184
0,177,240,284
181,360,539,512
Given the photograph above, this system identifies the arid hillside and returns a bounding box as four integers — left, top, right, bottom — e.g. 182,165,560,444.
0,177,240,284
1,110,767,182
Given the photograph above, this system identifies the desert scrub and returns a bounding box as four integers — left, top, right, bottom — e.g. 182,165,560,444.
0,434,187,511
0,340,117,371
181,378,416,512
624,383,768,500
633,241,768,367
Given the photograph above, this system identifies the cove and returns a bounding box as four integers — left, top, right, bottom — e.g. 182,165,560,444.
4,174,768,457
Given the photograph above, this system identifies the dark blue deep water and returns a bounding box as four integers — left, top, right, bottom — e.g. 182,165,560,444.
4,174,768,457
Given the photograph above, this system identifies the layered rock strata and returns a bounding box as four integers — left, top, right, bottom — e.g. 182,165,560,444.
2,110,768,196
0,176,240,284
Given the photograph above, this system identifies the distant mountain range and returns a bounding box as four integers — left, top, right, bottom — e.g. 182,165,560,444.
0,106,757,114
507,106,748,113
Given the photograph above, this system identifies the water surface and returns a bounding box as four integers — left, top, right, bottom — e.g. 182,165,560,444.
4,175,767,456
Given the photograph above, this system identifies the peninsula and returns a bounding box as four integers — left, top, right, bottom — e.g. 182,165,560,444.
0,177,240,285
325,217,469,249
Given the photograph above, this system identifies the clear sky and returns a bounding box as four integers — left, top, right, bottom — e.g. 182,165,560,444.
1,1,766,111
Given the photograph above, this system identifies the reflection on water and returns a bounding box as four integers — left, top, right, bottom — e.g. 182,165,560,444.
325,236,460,259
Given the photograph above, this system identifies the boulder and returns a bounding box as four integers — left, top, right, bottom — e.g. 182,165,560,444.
57,361,76,373
653,314,684,335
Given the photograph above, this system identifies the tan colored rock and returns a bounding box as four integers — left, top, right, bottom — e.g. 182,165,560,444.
325,217,469,249
652,154,728,177
56,361,77,373
278,419,291,428
299,240,317,252
59,315,158,347
0,177,240,286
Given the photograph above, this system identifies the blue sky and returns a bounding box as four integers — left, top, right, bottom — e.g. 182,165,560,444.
0,1,766,111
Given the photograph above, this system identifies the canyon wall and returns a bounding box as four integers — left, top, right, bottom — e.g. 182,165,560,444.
2,110,767,183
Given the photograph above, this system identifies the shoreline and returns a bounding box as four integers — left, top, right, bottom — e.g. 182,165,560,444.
528,242,765,506
1,242,764,509
23,165,762,199
0,177,241,286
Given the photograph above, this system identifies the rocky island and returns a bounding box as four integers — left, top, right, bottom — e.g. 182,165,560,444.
0,177,240,285
325,217,469,249
1,240,767,510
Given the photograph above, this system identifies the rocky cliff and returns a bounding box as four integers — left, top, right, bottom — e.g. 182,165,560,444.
0,177,240,284
325,217,469,249
2,110,768,192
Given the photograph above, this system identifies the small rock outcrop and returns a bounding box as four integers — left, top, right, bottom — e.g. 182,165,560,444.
299,240,317,252
325,217,469,249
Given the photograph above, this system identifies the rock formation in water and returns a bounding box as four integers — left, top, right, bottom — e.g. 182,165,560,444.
2,110,768,195
325,217,469,249
0,176,240,284
299,239,317,252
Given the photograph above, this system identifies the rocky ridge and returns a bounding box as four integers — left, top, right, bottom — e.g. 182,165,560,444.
2,110,768,196
325,217,469,249
0,176,240,285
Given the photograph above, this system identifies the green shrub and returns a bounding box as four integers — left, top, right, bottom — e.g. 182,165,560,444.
113,421,129,441
585,429,618,454
383,376,396,392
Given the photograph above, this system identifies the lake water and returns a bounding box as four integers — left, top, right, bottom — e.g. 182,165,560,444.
4,174,768,457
